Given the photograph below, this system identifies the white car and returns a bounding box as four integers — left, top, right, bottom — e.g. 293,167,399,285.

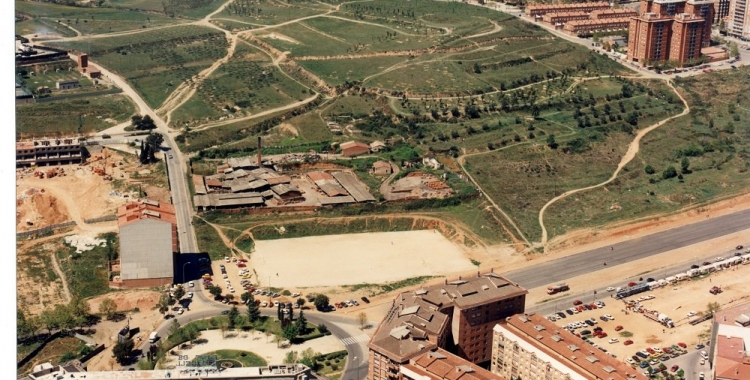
187,292,193,299
224,256,230,262
603,314,614,320
177,308,184,315
606,287,615,292
188,281,194,288
687,311,697,317
608,338,619,344
715,257,725,262
291,292,300,297
626,358,635,365
700,350,708,359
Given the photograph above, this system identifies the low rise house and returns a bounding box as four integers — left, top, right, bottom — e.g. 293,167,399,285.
56,79,80,90
372,161,393,176
340,141,370,157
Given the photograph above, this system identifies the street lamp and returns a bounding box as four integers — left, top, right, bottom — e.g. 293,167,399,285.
183,262,191,284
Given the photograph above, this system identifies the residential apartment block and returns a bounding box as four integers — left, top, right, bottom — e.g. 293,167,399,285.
525,2,611,18
714,0,730,23
491,313,648,380
368,272,528,380
539,8,637,35
564,18,633,35
627,0,714,67
727,0,750,39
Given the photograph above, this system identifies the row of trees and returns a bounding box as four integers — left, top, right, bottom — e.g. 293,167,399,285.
17,297,92,339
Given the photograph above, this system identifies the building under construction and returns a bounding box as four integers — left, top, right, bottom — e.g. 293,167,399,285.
16,137,85,167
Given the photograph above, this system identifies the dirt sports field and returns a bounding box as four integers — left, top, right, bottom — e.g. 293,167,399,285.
251,230,477,288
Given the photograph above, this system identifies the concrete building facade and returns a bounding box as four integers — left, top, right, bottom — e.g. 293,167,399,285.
727,0,750,39
368,272,528,380
491,313,647,380
714,0,730,23
525,2,610,18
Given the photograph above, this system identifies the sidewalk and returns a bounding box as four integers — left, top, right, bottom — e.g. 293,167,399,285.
163,329,345,367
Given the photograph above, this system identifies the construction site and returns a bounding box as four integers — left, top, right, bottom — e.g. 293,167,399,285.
384,172,454,201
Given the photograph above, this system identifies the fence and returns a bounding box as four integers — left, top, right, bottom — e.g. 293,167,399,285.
83,215,116,224
79,344,105,363
17,221,76,238
36,88,123,103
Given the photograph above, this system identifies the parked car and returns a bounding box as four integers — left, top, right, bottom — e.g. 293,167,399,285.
632,355,641,362
573,300,583,305
608,338,619,344
678,342,687,348
671,365,679,372
566,308,575,315
361,296,370,303
556,311,566,318
624,340,633,345
700,350,708,359
581,329,592,335
615,325,624,331
606,287,615,292
640,362,649,369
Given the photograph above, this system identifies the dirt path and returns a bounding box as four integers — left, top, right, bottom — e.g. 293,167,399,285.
537,80,690,246
49,248,72,304
190,94,319,131
44,23,189,42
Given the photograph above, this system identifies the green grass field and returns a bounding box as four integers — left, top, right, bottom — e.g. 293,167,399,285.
50,25,228,109
16,94,136,139
16,1,178,35
54,232,116,299
543,68,750,238
217,0,329,26
16,18,78,38
104,0,226,19
297,56,408,85
171,42,308,126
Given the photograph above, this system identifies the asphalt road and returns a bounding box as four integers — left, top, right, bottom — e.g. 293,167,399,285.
505,209,750,290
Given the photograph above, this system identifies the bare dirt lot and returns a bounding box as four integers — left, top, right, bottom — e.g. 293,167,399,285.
251,230,476,288
84,290,163,371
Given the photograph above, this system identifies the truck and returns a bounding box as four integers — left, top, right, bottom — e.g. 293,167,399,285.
615,282,650,299
148,331,158,343
547,283,570,295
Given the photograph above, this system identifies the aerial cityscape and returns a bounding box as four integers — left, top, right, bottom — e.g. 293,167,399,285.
13,0,750,379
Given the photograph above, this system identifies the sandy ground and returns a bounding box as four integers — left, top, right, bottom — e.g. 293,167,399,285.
544,260,750,363
251,230,476,288
85,291,163,371
162,329,345,369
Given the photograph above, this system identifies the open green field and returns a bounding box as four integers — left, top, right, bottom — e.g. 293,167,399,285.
544,67,750,238
54,232,117,299
297,56,408,86
16,1,178,35
217,0,330,26
171,42,309,126
50,25,228,109
104,0,225,19
16,94,136,139
462,78,684,241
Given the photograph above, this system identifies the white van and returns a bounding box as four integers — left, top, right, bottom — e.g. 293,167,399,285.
149,332,158,343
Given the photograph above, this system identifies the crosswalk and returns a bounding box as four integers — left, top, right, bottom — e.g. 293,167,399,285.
341,334,370,346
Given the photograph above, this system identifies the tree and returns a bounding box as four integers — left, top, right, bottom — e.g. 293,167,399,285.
284,350,299,364
247,298,261,323
662,166,678,179
295,310,307,334
157,293,170,315
626,112,639,126
113,338,135,365
358,312,368,329
225,294,235,302
644,165,656,175
546,134,558,149
132,114,156,130
681,157,690,174
707,301,721,315
227,306,240,329
144,132,164,162
283,323,300,342
530,105,540,118
300,348,318,369
295,298,306,308
730,42,740,58
173,285,185,301
219,319,229,339
241,292,253,304
169,319,181,336
473,62,482,74
314,294,330,311
17,309,37,338
208,285,223,299
99,298,117,320
317,323,328,334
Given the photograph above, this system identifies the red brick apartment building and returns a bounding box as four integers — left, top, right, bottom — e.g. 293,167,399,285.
368,273,528,380
400,348,508,380
564,18,633,34
627,0,714,67
525,2,611,18
491,313,648,380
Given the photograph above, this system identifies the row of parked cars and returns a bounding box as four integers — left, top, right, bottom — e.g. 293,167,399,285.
547,301,606,321
626,343,692,369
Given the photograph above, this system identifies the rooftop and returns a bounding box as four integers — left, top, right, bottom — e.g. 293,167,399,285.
369,273,527,363
402,348,508,380
117,200,177,228
20,364,310,380
497,313,646,380
340,141,369,150
714,328,750,380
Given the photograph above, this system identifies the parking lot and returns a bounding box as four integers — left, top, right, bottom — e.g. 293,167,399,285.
546,259,750,378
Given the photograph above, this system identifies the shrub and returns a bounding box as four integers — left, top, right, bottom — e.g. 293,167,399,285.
662,166,678,179
644,165,655,175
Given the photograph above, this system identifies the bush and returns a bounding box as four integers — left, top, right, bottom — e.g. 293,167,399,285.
331,364,338,371
644,165,655,175
662,166,678,179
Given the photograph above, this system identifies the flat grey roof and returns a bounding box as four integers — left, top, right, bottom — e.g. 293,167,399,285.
320,196,355,205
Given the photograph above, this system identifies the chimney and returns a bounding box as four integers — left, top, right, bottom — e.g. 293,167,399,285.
257,136,262,167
